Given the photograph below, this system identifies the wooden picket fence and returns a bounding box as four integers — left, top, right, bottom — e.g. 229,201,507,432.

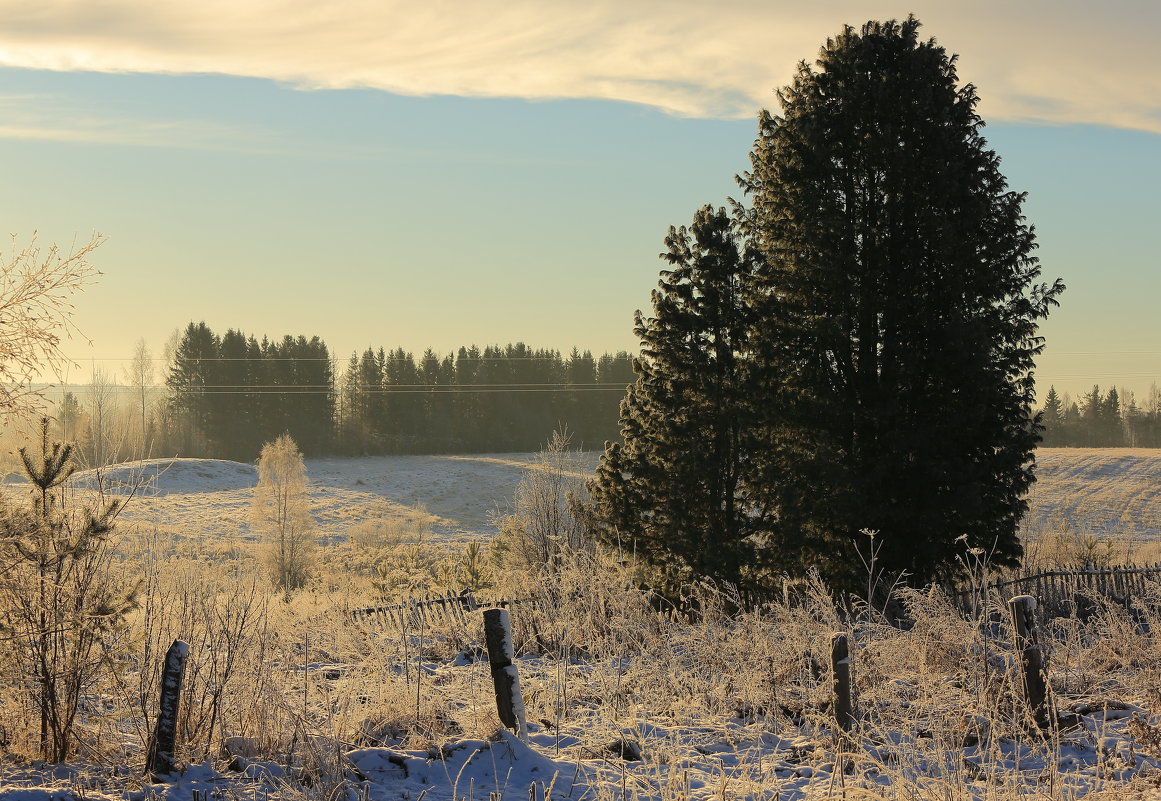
350,590,508,631
954,563,1161,618
350,565,1161,637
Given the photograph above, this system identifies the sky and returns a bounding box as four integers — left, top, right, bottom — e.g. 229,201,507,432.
0,0,1158,404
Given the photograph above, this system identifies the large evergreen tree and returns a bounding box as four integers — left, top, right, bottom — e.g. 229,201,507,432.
740,18,1063,585
591,205,763,590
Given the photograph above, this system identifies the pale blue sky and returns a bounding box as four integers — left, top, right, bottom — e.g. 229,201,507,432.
1,1,1158,404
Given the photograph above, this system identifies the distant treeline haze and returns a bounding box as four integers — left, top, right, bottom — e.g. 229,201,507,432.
47,328,1161,467
1039,384,1161,447
54,322,635,463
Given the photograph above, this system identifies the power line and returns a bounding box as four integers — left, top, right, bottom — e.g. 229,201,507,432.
45,386,631,395
65,350,1161,361
65,355,637,362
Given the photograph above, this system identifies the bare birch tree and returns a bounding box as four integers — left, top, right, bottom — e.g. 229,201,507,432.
123,338,154,460
0,233,103,422
86,366,122,467
251,434,316,595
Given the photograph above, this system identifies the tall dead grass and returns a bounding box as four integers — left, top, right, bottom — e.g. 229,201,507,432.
2,520,1160,800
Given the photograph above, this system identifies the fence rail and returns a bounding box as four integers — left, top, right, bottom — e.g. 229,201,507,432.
350,590,510,632
353,565,1161,634
954,563,1161,618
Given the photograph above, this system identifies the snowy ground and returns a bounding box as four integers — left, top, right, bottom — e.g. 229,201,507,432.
1,453,599,543
3,447,1156,548
0,653,1156,801
1,450,1160,799
1025,448,1161,543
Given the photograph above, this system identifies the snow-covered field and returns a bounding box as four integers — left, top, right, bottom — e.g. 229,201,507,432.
1,448,1160,801
5,446,1153,547
1025,448,1161,542
3,452,600,543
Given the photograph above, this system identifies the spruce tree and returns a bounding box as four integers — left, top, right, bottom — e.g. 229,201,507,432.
214,328,253,459
166,322,219,455
739,18,1063,585
2,419,135,761
1102,386,1125,446
1080,385,1103,446
591,205,763,591
1040,386,1064,446
385,348,419,451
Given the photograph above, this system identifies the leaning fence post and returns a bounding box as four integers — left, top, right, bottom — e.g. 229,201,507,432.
831,632,856,733
1008,595,1050,727
483,608,528,740
146,639,189,777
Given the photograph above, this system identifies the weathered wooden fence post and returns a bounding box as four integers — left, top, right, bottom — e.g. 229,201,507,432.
831,632,856,733
1008,595,1051,727
483,608,528,740
146,639,189,777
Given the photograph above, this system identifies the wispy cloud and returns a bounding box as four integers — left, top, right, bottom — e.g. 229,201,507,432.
0,0,1158,132
0,91,289,148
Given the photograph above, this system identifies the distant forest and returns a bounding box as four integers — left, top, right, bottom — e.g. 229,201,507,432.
45,324,1161,466
69,322,636,462
1039,385,1161,447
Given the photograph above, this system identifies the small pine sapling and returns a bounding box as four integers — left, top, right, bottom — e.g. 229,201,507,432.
0,418,137,761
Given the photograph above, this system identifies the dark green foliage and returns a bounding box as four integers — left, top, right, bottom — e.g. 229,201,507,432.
333,341,630,454
591,206,765,591
165,321,218,454
1039,383,1159,446
739,18,1063,586
163,323,333,460
591,18,1064,594
1040,386,1065,446
162,320,632,458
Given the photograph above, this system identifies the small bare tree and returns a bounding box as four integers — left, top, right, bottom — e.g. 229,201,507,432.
123,338,154,460
495,428,592,571
86,366,126,467
251,435,316,595
0,232,103,421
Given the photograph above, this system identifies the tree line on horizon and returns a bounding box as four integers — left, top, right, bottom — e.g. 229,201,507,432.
335,342,633,456
57,321,636,463
47,331,1161,473
1039,384,1161,447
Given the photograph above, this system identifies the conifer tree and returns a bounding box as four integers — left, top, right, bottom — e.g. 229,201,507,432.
591,205,763,590
53,391,84,445
739,18,1063,585
385,348,420,451
0,420,135,761
1102,386,1125,446
214,328,253,459
1040,386,1064,446
1080,385,1103,446
166,322,218,454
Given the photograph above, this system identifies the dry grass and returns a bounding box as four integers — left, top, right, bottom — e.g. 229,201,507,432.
4,445,1161,798
1,540,1159,800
